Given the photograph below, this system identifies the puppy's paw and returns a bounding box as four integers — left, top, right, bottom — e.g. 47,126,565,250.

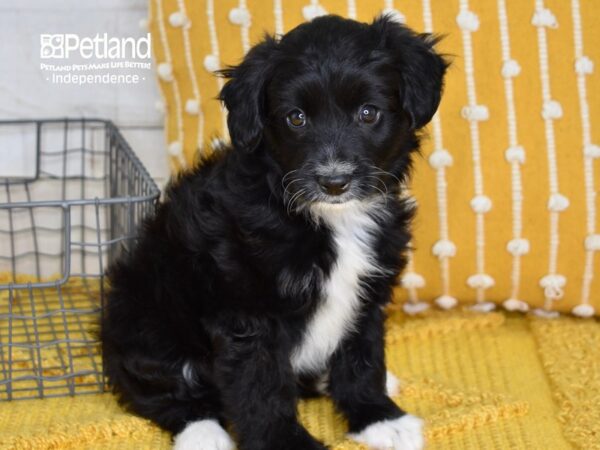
348,414,424,450
173,419,235,450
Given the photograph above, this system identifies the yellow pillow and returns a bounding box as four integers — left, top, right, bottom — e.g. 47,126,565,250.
149,0,600,317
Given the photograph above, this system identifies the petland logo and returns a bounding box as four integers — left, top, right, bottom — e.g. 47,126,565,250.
40,33,151,59
39,33,152,85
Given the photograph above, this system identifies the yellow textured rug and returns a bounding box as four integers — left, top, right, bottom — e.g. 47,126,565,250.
1,282,599,449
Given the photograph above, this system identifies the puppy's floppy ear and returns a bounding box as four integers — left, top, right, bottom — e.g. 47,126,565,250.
372,15,449,129
218,36,278,151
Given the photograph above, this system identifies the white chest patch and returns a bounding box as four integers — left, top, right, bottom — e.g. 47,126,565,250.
291,200,385,374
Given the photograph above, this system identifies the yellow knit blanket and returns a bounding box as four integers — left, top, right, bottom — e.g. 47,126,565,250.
1,281,599,449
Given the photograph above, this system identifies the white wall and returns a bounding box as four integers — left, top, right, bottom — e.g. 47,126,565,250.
0,0,169,184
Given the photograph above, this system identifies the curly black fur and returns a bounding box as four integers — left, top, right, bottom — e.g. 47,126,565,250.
101,14,447,450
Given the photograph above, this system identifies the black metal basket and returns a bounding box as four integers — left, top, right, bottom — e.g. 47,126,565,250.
0,119,160,400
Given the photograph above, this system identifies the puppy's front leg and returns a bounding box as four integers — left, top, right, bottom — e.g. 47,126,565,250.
328,307,424,450
212,318,327,450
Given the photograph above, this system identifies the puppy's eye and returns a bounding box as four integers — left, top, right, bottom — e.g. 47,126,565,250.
286,109,307,128
358,105,380,124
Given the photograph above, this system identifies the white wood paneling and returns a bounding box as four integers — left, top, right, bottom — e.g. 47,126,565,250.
0,0,169,184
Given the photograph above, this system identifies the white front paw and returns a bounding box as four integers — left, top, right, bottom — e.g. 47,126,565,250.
173,419,235,450
348,414,424,450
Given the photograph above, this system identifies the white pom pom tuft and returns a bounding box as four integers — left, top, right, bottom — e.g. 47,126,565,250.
169,11,189,28
532,8,558,28
585,234,600,251
435,295,458,310
506,238,530,256
539,274,566,300
403,301,430,316
168,141,183,156
428,149,453,169
382,8,406,24
547,193,569,212
211,138,227,151
228,7,251,26
575,56,594,75
502,59,521,78
461,105,489,121
385,371,401,397
470,195,492,214
467,273,495,290
542,100,563,119
432,239,457,258
401,272,425,289
503,298,529,312
572,304,595,318
470,302,496,313
456,10,480,31
185,99,200,115
203,54,220,72
533,308,560,319
539,274,566,288
505,146,526,164
157,62,173,82
584,143,600,159
302,4,327,21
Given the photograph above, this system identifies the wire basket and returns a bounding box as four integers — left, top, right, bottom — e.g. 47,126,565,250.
0,119,160,401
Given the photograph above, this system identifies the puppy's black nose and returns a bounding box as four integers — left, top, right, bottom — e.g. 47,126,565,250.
317,175,351,196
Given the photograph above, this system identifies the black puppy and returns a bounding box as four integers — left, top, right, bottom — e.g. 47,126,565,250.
101,14,446,450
